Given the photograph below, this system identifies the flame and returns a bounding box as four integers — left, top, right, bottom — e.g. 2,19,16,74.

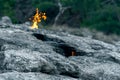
30,8,47,29
72,51,75,56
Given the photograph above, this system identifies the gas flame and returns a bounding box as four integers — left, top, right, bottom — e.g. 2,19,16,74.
30,8,47,29
72,51,75,56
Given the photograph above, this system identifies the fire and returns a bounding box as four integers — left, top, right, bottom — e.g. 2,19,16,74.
72,51,75,56
30,8,47,29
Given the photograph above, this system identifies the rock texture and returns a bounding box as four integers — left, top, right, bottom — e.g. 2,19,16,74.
0,16,120,80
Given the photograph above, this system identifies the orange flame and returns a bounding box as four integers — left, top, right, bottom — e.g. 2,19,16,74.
72,51,75,56
30,8,47,29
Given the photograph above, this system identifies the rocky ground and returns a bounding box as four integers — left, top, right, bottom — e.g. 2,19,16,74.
0,16,120,80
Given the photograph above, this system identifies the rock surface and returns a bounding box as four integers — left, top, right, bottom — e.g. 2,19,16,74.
0,16,120,80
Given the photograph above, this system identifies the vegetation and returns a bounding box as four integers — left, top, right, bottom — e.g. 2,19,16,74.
0,0,120,35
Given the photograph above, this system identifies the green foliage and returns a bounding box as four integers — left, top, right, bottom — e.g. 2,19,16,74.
83,5,120,34
61,0,101,18
0,0,15,22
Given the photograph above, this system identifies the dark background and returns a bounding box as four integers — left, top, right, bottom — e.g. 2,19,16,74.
0,0,120,35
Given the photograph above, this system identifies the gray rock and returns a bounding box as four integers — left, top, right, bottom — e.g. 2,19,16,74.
3,49,82,77
1,16,12,24
0,28,81,79
0,19,120,80
69,56,120,80
38,29,119,62
0,72,78,80
0,16,12,28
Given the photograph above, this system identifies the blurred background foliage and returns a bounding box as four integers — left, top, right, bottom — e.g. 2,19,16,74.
0,0,120,35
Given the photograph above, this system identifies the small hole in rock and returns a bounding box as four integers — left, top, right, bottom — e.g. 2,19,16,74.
32,33,78,57
53,44,77,57
33,33,46,41
60,72,79,78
